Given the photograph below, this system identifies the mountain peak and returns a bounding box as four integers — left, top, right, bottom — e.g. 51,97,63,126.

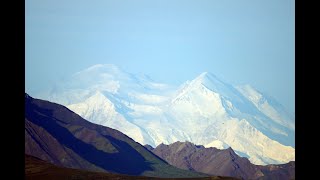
173,141,195,147
226,147,235,153
25,93,33,104
83,91,114,106
198,71,209,77
86,64,120,71
25,93,31,99
73,64,126,77
195,72,216,80
38,64,295,166
193,72,222,85
182,71,231,96
90,90,106,98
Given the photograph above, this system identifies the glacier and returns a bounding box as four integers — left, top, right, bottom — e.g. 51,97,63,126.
33,64,295,165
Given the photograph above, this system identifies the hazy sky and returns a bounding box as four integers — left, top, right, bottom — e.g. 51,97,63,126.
25,0,295,114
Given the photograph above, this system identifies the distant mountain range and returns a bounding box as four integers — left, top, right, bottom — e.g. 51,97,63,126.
25,93,208,178
147,142,295,180
33,64,295,165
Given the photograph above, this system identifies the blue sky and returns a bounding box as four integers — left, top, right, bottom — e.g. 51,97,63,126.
25,0,295,114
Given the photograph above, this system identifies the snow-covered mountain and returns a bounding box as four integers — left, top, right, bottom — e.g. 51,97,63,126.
33,64,295,165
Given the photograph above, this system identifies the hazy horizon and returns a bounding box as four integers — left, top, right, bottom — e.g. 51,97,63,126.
26,0,294,114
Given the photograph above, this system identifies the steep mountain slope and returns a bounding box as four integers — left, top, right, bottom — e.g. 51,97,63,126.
163,72,294,165
148,142,295,180
236,84,295,131
25,93,207,178
66,91,150,145
32,64,295,165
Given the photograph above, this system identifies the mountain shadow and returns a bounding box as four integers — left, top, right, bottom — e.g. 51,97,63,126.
25,93,208,178
25,154,239,180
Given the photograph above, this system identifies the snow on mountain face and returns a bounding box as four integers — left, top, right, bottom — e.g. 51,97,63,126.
66,91,152,145
165,74,294,165
236,85,295,130
36,64,175,106
32,64,295,165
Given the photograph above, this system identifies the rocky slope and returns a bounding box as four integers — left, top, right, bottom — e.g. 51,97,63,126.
147,142,295,180
25,93,207,178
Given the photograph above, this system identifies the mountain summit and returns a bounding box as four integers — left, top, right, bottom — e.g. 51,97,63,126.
32,64,295,165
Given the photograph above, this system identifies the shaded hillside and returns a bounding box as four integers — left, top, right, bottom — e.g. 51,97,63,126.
148,142,295,180
25,154,239,180
256,162,295,180
25,93,207,178
25,154,150,180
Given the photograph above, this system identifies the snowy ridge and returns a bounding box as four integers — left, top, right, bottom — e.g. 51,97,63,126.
33,64,295,165
67,91,150,145
236,85,295,130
